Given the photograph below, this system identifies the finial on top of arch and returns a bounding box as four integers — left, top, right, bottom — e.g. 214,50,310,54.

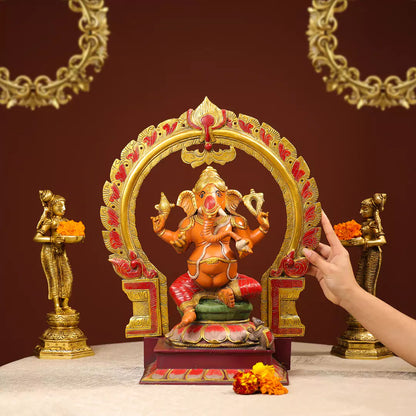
186,97,227,150
182,97,237,168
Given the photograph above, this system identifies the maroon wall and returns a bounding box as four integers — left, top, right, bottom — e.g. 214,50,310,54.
1,0,415,365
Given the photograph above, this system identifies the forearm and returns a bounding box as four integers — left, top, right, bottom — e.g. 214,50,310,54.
157,229,177,244
249,227,267,245
33,234,51,243
341,287,416,366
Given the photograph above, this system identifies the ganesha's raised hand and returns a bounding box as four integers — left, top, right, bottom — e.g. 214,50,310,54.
257,211,269,233
151,214,167,234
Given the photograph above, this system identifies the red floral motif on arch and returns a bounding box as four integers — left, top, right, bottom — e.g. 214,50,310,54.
109,250,157,279
259,128,272,146
107,208,119,227
278,143,291,161
109,184,120,202
115,164,127,182
304,205,316,223
301,181,313,200
270,250,309,278
127,146,139,163
292,160,305,182
144,131,157,146
302,227,320,249
238,120,253,133
109,230,122,249
163,122,178,135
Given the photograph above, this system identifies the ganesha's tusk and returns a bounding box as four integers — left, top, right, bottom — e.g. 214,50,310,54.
218,208,227,216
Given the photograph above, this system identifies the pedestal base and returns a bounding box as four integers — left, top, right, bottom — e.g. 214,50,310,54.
35,312,94,359
332,315,392,360
331,338,393,360
140,338,288,385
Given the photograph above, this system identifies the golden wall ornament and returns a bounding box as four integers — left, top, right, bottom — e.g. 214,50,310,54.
0,0,109,110
33,190,93,359
307,0,416,110
332,193,392,359
101,98,321,338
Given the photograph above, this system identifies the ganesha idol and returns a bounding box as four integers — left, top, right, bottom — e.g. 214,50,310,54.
151,166,274,348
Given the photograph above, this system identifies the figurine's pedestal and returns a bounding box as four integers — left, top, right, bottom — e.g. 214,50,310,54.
331,316,392,359
34,312,94,359
141,337,288,385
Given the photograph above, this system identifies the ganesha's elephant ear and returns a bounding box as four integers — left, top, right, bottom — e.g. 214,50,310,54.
177,190,197,216
226,189,243,214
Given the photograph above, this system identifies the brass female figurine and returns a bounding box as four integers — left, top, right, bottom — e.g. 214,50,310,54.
332,193,391,359
33,189,92,359
352,193,387,295
33,190,83,314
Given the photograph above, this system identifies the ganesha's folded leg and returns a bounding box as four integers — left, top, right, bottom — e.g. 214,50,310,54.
169,272,202,311
228,274,262,301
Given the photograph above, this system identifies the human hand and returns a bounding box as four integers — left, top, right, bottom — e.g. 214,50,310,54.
151,214,167,234
303,211,360,306
52,234,65,244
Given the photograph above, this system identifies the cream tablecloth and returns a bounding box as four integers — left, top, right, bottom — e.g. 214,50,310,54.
1,341,415,416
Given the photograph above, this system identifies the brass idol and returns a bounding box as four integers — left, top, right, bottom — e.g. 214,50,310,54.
33,190,93,359
332,193,392,359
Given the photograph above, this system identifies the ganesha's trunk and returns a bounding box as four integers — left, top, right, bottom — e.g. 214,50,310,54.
201,214,241,243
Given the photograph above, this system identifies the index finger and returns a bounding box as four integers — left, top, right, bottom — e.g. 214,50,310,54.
321,211,344,252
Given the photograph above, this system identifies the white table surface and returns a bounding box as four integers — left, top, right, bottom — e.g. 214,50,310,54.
1,341,415,416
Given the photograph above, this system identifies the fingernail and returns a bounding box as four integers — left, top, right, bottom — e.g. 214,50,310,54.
302,248,311,256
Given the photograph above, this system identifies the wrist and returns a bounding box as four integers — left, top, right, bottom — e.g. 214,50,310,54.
157,228,166,237
259,225,269,234
339,284,366,312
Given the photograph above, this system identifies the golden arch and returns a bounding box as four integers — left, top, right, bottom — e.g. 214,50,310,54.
101,98,321,337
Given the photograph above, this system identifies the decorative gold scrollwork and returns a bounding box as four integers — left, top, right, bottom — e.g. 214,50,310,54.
0,0,109,110
307,0,416,110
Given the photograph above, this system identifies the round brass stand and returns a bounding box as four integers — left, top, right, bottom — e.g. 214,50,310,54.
331,315,392,359
35,312,93,359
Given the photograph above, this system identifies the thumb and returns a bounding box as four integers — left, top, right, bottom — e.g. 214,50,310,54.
303,248,330,274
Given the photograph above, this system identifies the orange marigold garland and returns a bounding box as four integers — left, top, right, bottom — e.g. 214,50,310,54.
333,220,361,240
56,220,85,236
233,362,288,396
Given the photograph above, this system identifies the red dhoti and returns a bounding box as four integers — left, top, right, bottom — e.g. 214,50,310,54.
169,272,262,311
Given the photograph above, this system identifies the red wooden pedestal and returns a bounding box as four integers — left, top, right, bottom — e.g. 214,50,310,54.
141,337,289,385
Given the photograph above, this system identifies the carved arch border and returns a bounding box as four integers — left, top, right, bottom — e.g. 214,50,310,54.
0,0,109,110
307,0,416,110
101,99,321,337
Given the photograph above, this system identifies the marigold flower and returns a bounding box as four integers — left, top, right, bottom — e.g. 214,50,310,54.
252,362,275,379
259,374,288,395
334,220,362,240
233,370,259,395
57,220,85,236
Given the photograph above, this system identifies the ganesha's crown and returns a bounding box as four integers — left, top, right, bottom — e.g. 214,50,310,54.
193,166,227,193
